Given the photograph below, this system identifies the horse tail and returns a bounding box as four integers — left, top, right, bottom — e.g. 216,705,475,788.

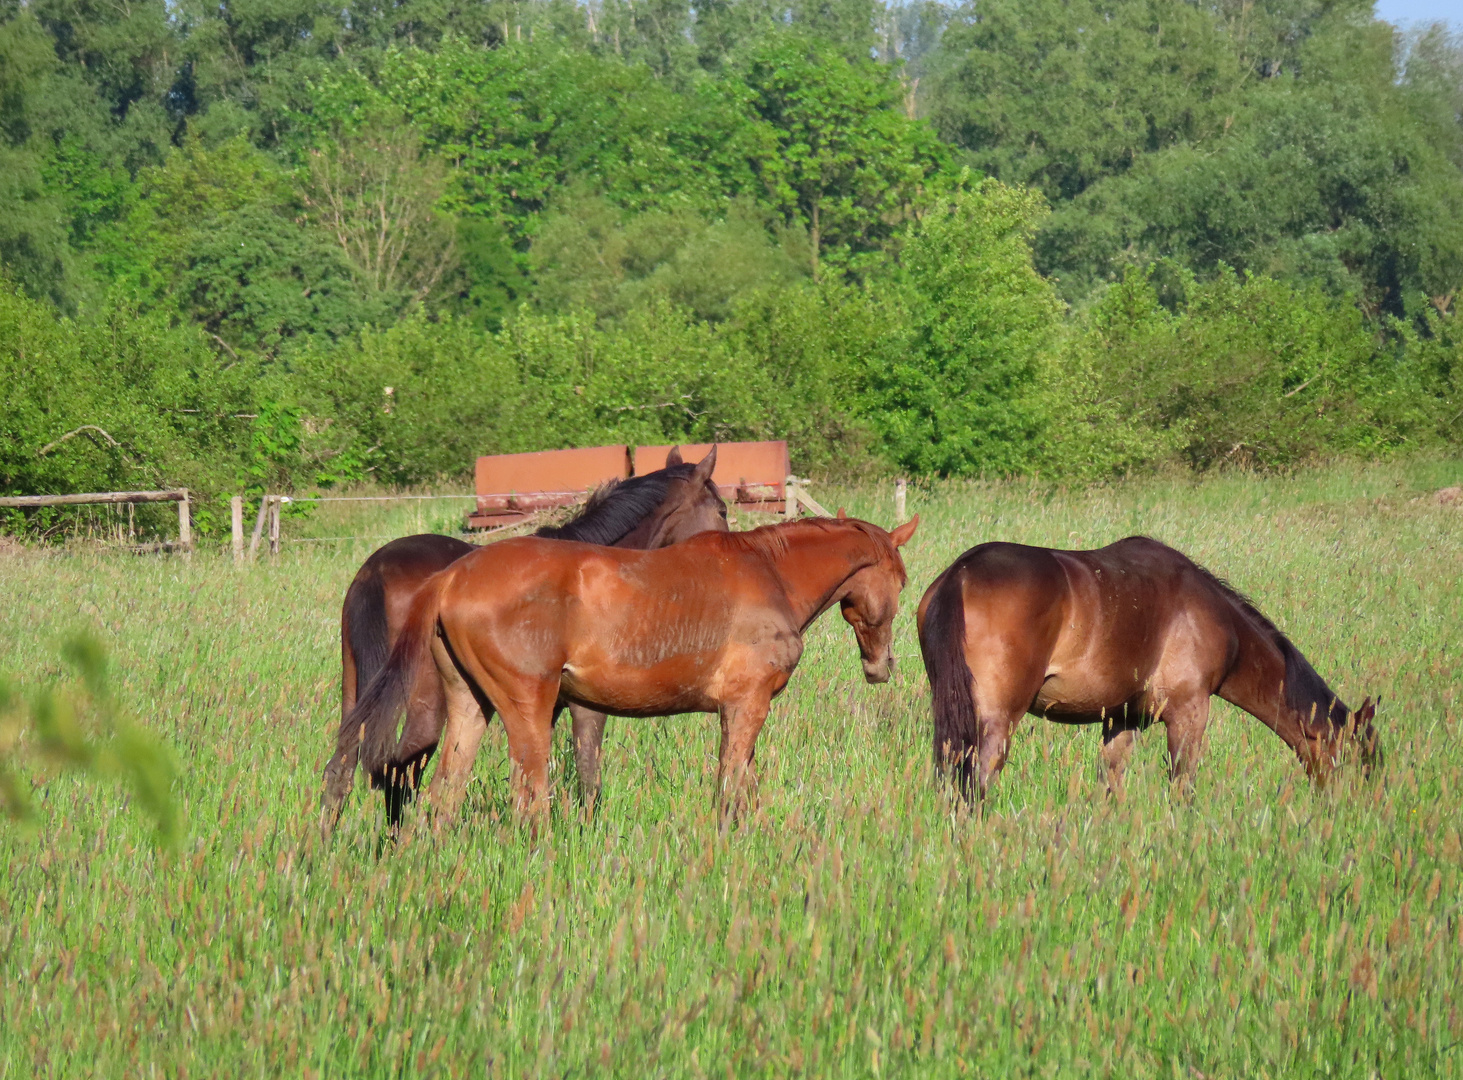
352,570,450,783
342,563,391,708
920,569,978,798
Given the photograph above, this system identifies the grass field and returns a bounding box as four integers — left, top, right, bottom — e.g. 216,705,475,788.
2,460,1461,1078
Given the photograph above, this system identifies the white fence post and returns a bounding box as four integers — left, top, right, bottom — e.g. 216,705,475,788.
230,496,244,562
177,490,192,549
268,497,281,556
895,477,906,521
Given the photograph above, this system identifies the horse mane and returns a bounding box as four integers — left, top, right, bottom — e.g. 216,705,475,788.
730,517,904,579
1184,552,1348,726
534,465,691,546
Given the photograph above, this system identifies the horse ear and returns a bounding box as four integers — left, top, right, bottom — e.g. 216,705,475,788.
692,444,717,483
1356,697,1377,722
889,515,919,548
665,446,684,467
836,507,848,519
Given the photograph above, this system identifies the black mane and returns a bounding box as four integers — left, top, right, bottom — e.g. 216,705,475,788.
1186,556,1349,726
534,465,693,546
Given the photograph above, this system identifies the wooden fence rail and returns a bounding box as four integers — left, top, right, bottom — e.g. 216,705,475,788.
0,489,191,550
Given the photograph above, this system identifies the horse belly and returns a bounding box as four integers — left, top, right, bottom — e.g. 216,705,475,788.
559,609,730,716
1032,664,1149,720
560,658,719,716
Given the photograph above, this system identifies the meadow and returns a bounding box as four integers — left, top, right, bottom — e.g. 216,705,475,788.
1,459,1461,1078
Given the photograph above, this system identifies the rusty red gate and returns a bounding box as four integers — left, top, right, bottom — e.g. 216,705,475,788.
466,441,788,529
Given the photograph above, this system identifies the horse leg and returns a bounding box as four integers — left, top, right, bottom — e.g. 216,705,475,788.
320,636,363,839
1163,694,1211,796
975,711,1020,799
715,694,772,826
424,635,491,827
569,704,608,813
497,681,561,834
1100,720,1140,799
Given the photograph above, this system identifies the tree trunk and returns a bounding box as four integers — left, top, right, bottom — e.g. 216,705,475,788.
811,198,820,282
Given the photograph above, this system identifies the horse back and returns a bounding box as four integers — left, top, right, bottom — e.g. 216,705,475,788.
1044,537,1241,712
946,538,1240,717
944,542,1071,653
436,535,795,705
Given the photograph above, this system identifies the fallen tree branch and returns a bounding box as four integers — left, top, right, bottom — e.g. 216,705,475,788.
211,334,241,367
37,426,120,457
1282,373,1322,398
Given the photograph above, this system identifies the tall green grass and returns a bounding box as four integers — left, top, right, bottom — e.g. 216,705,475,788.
2,460,1460,1077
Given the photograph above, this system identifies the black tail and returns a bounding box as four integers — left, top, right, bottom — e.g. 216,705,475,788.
343,565,391,699
347,571,448,787
919,569,978,799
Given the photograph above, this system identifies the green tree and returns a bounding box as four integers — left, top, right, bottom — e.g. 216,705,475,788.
530,196,808,323
0,282,259,512
864,179,1060,476
731,35,952,278
0,13,74,306
927,0,1237,203
95,138,381,351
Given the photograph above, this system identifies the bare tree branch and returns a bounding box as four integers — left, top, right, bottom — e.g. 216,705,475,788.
302,123,458,300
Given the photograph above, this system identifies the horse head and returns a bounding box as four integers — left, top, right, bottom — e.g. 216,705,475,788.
636,445,726,548
840,516,918,683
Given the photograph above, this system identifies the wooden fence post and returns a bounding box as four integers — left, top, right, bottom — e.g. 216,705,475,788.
248,496,269,561
268,497,281,556
784,477,800,520
895,478,906,521
230,496,244,562
177,490,192,549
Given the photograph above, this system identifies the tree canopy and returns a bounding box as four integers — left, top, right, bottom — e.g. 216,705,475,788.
1,0,1460,518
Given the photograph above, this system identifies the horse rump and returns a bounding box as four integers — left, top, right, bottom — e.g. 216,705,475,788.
919,569,979,798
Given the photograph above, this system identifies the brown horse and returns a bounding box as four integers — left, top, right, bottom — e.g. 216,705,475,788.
917,536,1379,800
349,515,918,826
321,447,727,834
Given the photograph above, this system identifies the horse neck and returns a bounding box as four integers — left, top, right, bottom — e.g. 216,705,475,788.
1219,604,1348,758
759,523,881,630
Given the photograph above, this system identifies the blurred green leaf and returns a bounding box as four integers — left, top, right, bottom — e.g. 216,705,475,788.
1,638,180,847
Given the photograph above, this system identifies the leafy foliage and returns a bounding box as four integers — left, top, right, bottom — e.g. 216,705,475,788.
0,636,179,847
866,180,1060,476
0,0,1460,522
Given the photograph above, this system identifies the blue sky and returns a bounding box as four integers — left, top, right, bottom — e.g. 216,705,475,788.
1373,0,1461,30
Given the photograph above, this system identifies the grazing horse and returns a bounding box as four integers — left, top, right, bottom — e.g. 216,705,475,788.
321,447,727,834
918,536,1379,800
349,515,919,826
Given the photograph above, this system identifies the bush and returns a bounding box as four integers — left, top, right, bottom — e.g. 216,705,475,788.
1039,266,1458,477
863,180,1061,477
0,284,258,534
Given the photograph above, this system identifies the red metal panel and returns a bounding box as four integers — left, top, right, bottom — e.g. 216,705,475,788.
471,445,631,526
634,441,788,512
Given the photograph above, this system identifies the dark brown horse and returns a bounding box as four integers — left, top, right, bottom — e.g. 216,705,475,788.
321,447,726,834
918,536,1378,800
349,515,918,826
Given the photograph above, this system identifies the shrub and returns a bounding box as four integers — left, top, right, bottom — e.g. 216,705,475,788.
0,284,257,534
1040,266,1458,477
863,180,1061,477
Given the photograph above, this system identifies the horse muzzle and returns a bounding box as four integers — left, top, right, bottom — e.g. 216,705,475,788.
862,656,893,684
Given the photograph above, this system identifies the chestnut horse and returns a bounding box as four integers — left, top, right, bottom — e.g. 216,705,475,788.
918,536,1379,800
349,515,918,825
321,447,726,834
